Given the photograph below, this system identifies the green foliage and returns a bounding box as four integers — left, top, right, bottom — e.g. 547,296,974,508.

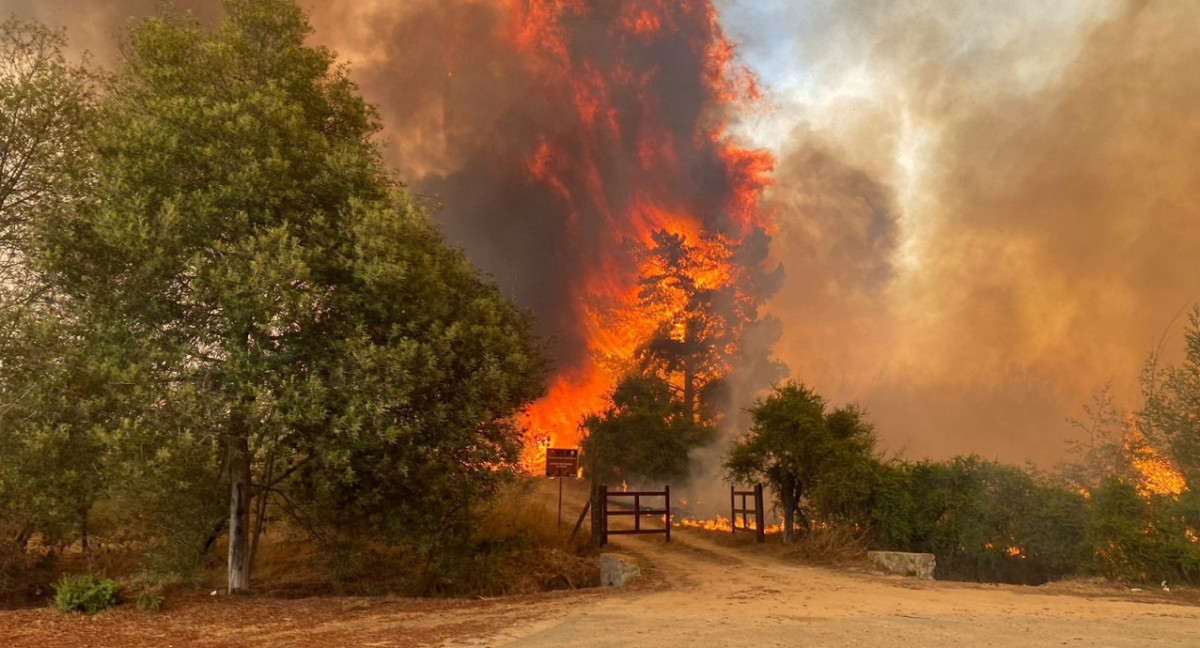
0,16,106,568
1084,478,1200,584
725,382,876,541
53,574,121,614
882,457,1088,584
23,0,544,588
862,461,916,548
864,456,1200,586
1141,306,1200,484
1059,386,1137,495
0,306,135,576
0,16,94,313
136,591,165,611
722,377,1200,585
581,374,716,485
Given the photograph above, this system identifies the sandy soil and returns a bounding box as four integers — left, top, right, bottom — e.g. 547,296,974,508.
6,527,1200,647
478,531,1200,648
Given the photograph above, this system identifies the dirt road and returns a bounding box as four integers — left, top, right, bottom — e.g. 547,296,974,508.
459,530,1200,648
6,529,1200,647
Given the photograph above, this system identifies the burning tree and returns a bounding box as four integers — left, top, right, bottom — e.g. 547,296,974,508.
1142,306,1200,486
635,228,783,424
434,0,784,453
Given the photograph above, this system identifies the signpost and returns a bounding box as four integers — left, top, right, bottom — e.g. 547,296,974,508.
546,448,579,527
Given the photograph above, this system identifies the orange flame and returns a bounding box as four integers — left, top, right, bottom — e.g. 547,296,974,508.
499,1,773,461
676,515,784,534
1125,418,1187,498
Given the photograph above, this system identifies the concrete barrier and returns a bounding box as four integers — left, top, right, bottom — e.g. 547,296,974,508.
600,553,641,586
867,551,936,580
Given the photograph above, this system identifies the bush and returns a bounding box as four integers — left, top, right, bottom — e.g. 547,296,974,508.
1085,478,1200,584
869,457,1091,585
136,590,165,611
583,375,716,485
53,573,121,614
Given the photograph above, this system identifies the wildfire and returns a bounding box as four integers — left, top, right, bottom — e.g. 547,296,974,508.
1125,419,1187,498
675,515,784,534
497,0,775,461
678,515,734,532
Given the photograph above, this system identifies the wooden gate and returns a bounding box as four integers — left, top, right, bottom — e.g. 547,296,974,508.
595,485,671,546
731,484,766,543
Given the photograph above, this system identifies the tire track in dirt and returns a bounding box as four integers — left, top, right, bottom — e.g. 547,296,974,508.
458,529,1200,648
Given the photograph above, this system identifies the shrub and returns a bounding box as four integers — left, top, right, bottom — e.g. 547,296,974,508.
53,573,121,614
127,572,167,611
1085,478,1200,584
136,591,165,611
870,457,1091,585
583,375,716,486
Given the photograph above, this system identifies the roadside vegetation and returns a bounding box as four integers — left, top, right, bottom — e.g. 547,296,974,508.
721,310,1200,585
2,0,1197,614
0,0,581,607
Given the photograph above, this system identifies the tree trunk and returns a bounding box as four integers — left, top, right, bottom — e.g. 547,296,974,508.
227,432,251,594
781,487,795,544
79,505,89,553
590,481,603,548
682,358,696,423
249,454,275,574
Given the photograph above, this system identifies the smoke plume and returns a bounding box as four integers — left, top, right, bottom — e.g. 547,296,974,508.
10,0,1200,466
6,0,780,460
726,0,1200,462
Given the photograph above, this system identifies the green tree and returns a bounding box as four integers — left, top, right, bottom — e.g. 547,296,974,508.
0,17,93,321
1084,477,1200,584
724,382,876,543
894,457,1088,584
581,374,716,485
1141,306,1200,483
1061,386,1137,491
37,0,544,592
0,17,105,588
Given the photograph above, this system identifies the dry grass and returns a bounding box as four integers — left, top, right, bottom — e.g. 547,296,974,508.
675,521,871,568
476,478,592,552
1,536,152,610
781,525,870,566
229,480,598,598
2,477,601,608
459,477,598,595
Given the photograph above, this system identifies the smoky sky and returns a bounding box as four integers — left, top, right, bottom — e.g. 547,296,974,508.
9,0,1200,464
725,0,1200,462
3,0,766,380
308,1,758,368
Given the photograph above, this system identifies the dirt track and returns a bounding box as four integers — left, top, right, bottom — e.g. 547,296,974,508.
476,531,1200,647
7,528,1200,647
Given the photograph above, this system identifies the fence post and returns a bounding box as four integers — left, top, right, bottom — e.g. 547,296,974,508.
634,493,641,533
664,485,671,543
754,483,766,544
591,483,603,547
730,485,736,535
599,485,609,547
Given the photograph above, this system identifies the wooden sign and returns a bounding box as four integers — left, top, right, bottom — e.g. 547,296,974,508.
545,448,579,478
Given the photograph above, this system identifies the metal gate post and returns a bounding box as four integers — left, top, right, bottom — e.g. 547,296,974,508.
730,485,736,535
599,485,609,547
754,483,766,543
591,483,604,547
665,485,671,542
